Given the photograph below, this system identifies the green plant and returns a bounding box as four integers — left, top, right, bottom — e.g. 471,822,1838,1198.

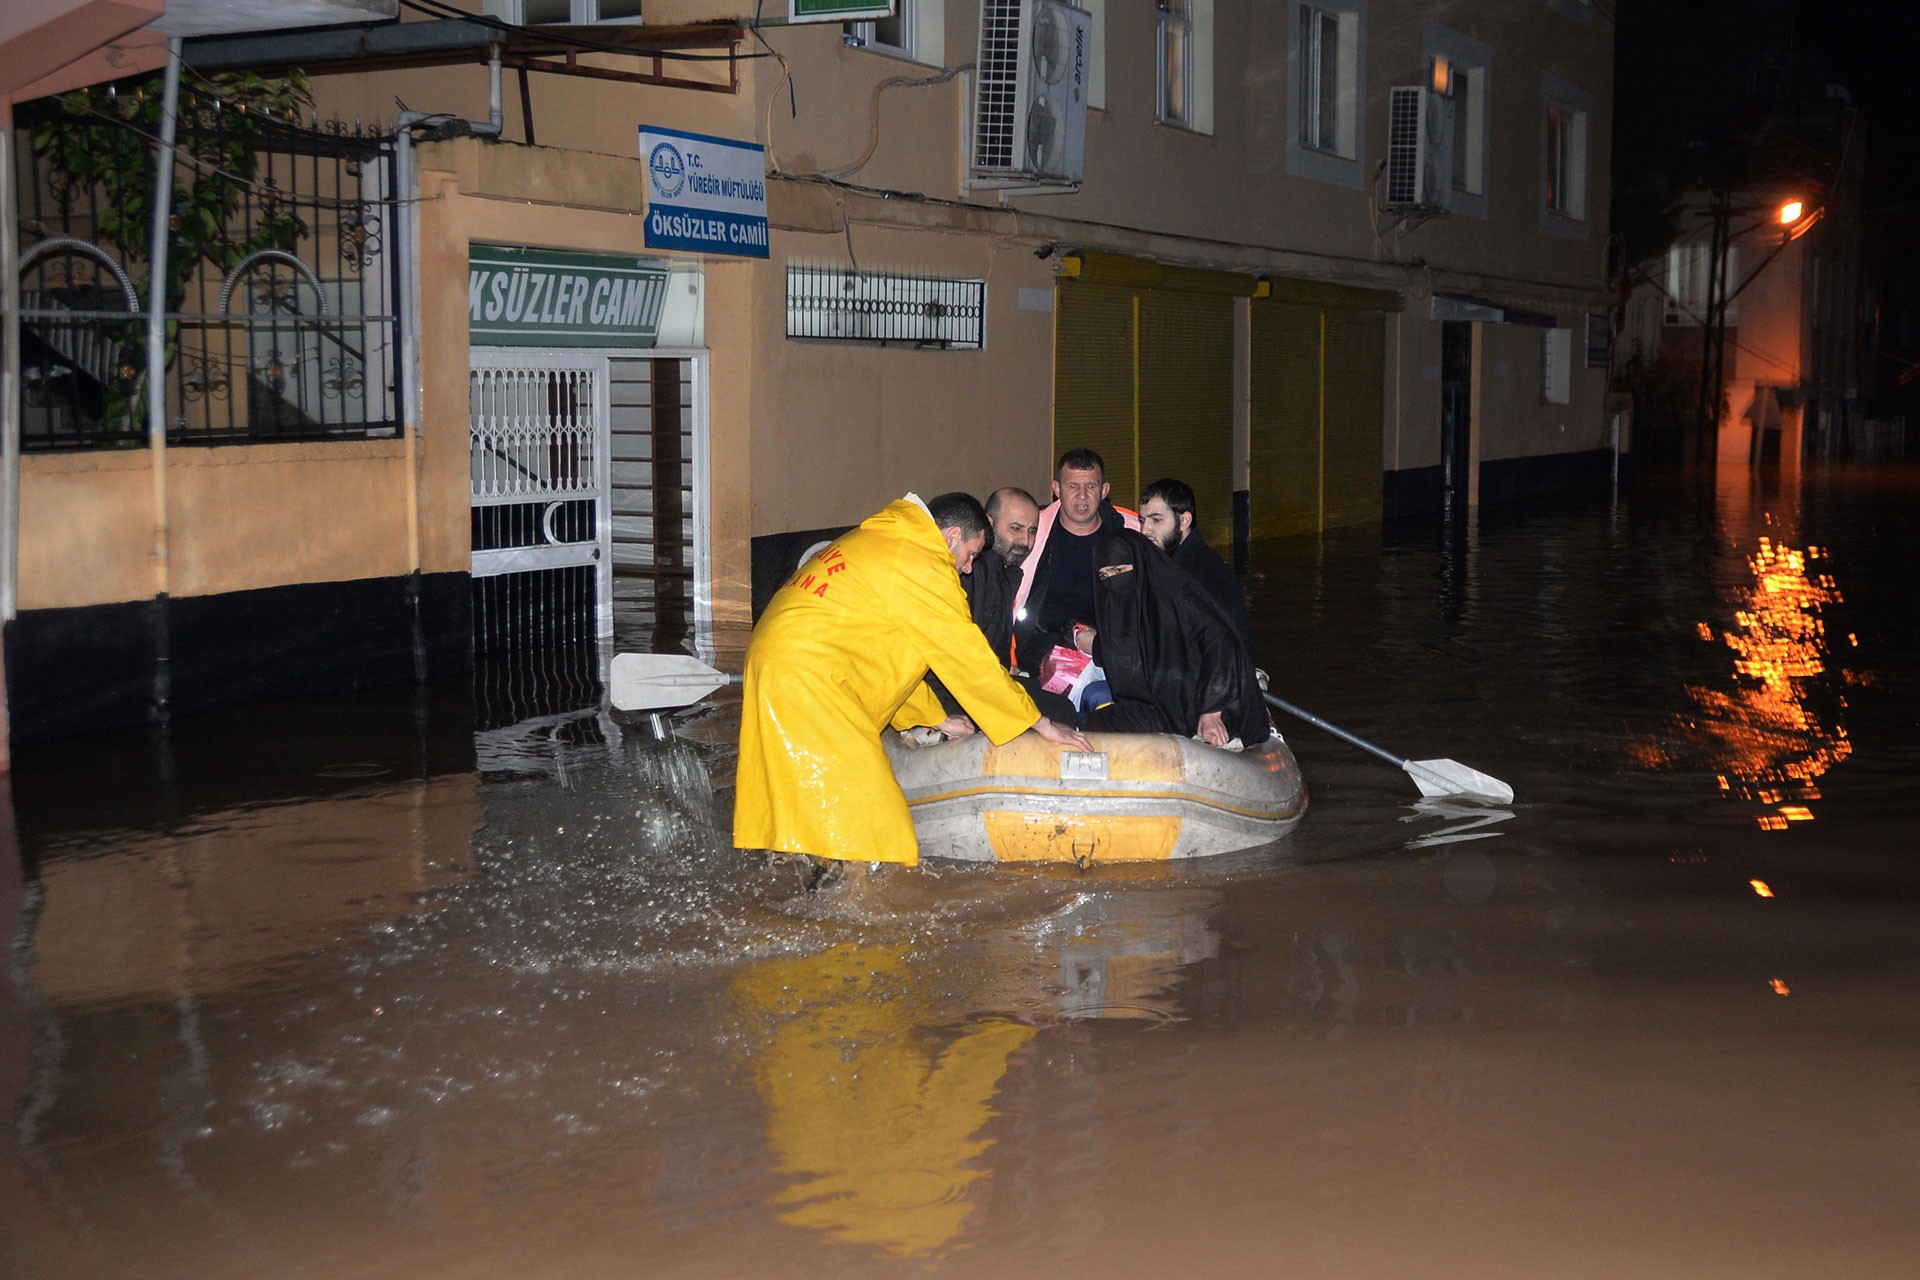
30,69,314,433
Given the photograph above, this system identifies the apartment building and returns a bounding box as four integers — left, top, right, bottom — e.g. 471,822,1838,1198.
4,0,1615,742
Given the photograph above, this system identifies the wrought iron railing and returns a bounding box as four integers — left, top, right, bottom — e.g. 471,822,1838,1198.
13,101,402,450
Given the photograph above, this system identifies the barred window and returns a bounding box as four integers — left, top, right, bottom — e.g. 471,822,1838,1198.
786,267,986,349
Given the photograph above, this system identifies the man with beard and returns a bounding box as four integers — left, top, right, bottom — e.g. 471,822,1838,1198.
1012,449,1139,668
1138,478,1255,658
1080,529,1269,749
969,486,1041,665
930,486,1043,718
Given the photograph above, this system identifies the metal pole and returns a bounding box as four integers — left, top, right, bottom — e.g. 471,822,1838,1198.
146,38,184,724
2,101,19,769
2,102,20,627
1693,190,1729,472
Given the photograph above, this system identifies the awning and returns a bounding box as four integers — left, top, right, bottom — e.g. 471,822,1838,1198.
1431,293,1557,327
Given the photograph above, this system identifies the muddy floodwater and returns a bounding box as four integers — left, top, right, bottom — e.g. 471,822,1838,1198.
5,463,1920,1279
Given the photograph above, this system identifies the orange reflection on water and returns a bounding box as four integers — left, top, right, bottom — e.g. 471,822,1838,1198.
1682,536,1852,828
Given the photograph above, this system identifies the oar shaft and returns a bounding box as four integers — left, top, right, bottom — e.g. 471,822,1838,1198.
1262,693,1407,769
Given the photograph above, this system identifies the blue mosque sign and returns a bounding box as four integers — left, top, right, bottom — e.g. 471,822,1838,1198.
640,126,770,260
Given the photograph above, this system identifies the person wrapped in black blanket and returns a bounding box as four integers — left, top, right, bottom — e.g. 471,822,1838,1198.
1080,529,1270,748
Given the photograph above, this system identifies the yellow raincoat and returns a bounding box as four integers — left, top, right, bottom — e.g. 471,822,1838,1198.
734,496,1040,864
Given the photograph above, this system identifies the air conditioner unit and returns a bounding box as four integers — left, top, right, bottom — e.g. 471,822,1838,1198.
970,0,1091,187
1386,85,1453,211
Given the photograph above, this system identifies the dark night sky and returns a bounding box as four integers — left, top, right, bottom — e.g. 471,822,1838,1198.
1797,1,1917,210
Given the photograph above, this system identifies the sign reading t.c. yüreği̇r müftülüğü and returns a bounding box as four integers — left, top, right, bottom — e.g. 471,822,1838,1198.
640,126,770,259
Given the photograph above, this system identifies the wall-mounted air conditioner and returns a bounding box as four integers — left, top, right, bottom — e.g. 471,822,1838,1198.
970,0,1091,188
1386,85,1453,211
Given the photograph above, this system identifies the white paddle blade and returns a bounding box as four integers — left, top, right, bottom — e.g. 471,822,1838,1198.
610,652,732,711
1403,757,1514,805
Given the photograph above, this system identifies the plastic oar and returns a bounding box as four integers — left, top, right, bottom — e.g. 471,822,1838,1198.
1262,693,1514,804
609,652,740,711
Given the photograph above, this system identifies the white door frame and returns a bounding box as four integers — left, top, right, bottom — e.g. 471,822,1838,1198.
468,344,712,657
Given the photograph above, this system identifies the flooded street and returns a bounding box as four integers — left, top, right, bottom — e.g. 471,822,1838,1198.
5,462,1919,1279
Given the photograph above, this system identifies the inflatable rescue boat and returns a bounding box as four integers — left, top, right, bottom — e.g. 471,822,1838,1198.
885,729,1306,864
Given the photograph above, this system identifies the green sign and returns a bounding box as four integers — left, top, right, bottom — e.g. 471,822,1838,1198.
788,0,892,21
468,245,671,348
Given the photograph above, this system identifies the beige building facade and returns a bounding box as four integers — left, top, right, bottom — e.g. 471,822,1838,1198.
5,0,1617,742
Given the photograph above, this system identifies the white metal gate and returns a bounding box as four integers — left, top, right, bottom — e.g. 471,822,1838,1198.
469,350,612,653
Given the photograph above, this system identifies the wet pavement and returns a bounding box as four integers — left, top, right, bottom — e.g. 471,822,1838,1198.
5,461,1920,1278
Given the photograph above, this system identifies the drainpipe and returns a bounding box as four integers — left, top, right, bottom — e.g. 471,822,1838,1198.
392,46,504,680
2,100,18,768
146,38,184,726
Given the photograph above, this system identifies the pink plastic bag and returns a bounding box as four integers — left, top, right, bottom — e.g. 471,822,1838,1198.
1038,644,1091,695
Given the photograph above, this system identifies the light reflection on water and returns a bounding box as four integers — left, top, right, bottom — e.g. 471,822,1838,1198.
1629,487,1856,829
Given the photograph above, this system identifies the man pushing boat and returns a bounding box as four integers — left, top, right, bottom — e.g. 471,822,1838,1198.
733,491,1092,870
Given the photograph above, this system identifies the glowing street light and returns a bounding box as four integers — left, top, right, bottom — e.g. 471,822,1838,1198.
1778,199,1805,225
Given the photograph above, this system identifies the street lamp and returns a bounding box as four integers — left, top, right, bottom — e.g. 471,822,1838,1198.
1695,194,1822,458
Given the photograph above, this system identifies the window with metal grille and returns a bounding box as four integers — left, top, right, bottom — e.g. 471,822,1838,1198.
786,267,986,349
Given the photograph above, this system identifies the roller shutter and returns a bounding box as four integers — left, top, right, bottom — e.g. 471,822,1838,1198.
1139,291,1235,546
1248,301,1324,540
1321,308,1385,527
1054,283,1138,499
1056,277,1234,543
1249,296,1390,537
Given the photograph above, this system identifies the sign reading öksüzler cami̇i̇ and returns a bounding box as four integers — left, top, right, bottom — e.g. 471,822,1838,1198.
468,246,670,347
640,126,770,259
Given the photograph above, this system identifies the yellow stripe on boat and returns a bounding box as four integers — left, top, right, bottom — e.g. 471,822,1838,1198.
982,811,1185,862
886,729,1306,865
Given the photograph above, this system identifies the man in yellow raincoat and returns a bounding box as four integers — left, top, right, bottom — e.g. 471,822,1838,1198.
735,492,1092,865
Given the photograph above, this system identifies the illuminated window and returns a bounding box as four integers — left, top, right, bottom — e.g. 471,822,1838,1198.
1424,21,1489,219
1288,0,1366,186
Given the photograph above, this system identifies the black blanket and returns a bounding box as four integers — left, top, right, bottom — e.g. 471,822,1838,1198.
1087,529,1268,744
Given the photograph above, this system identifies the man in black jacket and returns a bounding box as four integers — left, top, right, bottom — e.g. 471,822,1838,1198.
1138,478,1256,660
931,486,1044,717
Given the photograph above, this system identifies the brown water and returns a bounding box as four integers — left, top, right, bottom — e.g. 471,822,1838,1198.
5,463,1919,1278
